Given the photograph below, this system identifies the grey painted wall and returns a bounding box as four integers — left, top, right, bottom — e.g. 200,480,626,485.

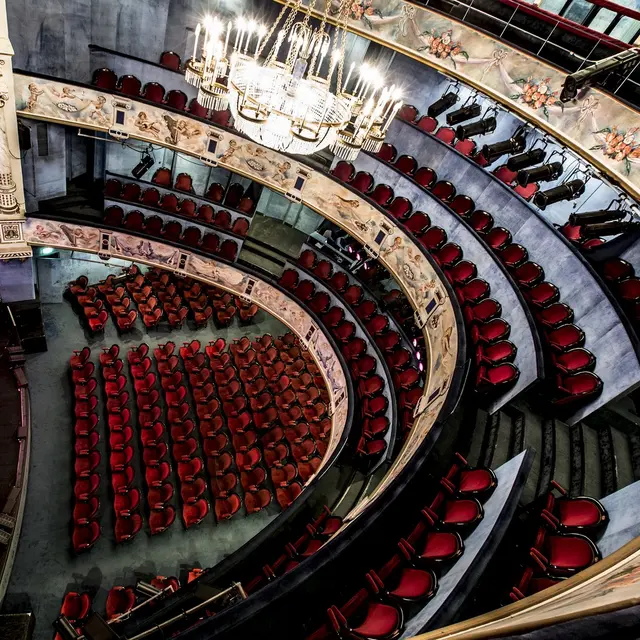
0,259,35,302
350,153,540,410
385,120,640,421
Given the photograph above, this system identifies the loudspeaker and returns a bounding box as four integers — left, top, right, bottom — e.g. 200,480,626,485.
132,154,155,179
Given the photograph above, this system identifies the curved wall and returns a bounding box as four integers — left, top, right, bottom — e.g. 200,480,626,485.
13,76,463,527
290,0,640,201
23,216,351,476
385,118,640,422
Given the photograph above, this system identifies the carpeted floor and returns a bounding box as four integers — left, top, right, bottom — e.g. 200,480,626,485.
4,299,287,640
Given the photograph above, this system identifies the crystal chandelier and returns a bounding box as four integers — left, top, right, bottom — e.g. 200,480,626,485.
185,0,403,159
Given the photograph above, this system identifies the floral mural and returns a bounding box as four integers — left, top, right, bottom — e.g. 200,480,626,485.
510,77,562,120
592,127,640,175
418,29,468,67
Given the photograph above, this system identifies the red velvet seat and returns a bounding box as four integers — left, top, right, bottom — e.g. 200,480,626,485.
369,563,437,603
526,282,560,308
377,143,397,163
144,215,163,236
420,226,447,251
531,527,600,576
187,98,209,118
181,226,202,247
463,298,502,325
433,242,462,268
104,205,125,226
331,161,356,182
106,586,136,620
72,521,100,553
547,324,585,352
159,50,181,70
212,472,238,498
435,127,456,144
510,566,561,601
542,481,608,533
446,260,477,285
117,75,141,96
476,340,517,366
387,197,412,220
416,115,438,132
443,452,497,497
73,496,100,525
603,258,633,283
104,178,122,198
499,243,529,269
398,104,418,122
245,489,272,513
351,171,374,194
414,166,437,189
455,138,477,156
165,89,188,111
343,285,364,306
493,165,517,184
151,167,172,187
394,155,418,176
123,210,144,231
213,209,232,230
160,193,179,213
553,371,603,405
329,592,403,640
476,362,520,391
149,507,176,535
205,182,225,203
74,474,100,501
485,227,512,251
180,199,197,217
469,210,494,234
449,195,475,216
370,184,394,207
224,183,245,209
183,498,209,528
60,591,92,621
333,321,356,343
141,82,165,103
456,278,490,305
619,278,640,302
115,513,143,543
276,482,303,509
215,494,242,520
552,348,596,374
514,262,545,288
404,212,431,236
431,181,456,202
92,68,117,90
231,217,250,236
313,260,333,281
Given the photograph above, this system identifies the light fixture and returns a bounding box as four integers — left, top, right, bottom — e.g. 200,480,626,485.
506,148,546,171
569,208,627,225
481,135,526,164
132,152,155,179
533,179,585,209
446,103,481,126
427,91,458,118
185,2,403,159
581,220,638,237
517,161,563,187
456,116,496,140
560,49,640,102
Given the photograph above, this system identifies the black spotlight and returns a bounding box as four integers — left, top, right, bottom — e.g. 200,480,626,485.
569,209,627,226
427,92,458,118
446,103,481,126
132,153,155,179
517,161,563,187
456,116,496,140
481,135,526,164
582,220,637,237
533,179,585,210
506,148,546,171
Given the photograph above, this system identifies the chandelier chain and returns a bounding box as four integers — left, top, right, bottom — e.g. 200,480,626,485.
336,0,350,93
263,0,300,65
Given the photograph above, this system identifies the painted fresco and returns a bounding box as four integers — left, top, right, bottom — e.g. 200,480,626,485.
23,218,349,479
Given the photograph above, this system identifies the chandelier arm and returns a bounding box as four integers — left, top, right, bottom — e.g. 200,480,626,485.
264,0,302,65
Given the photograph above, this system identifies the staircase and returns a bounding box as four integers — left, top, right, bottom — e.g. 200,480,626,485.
465,401,640,504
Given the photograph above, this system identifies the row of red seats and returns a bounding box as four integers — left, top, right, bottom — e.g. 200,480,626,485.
330,164,522,394
66,276,110,333
70,348,102,553
375,128,604,407
105,574,180,623
280,270,392,459
91,68,232,129
147,168,256,214
395,105,543,203
599,257,640,326
551,220,605,250
104,178,250,236
242,506,343,595
103,205,240,261
308,453,496,639
509,480,607,601
99,345,147,540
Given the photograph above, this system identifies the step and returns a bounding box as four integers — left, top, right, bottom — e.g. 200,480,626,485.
611,428,635,491
480,412,501,468
466,408,488,468
513,400,543,504
582,423,603,499
629,430,640,481
508,408,525,458
0,514,15,530
536,418,556,498
491,411,513,469
554,420,572,493
569,423,585,496
597,426,617,496
238,249,284,278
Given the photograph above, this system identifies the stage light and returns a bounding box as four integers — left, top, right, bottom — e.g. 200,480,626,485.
533,179,585,210
582,220,638,237
446,103,481,126
427,91,458,118
506,148,546,171
132,153,155,179
569,209,627,225
53,617,82,639
561,49,640,102
481,135,526,164
517,161,563,187
456,116,496,140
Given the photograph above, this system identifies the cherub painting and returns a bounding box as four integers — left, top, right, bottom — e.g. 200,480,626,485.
135,112,162,139
26,83,44,112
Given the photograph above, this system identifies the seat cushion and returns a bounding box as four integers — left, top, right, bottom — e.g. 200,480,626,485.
547,535,595,569
391,568,434,599
557,499,602,527
459,469,493,493
443,499,480,524
420,531,460,560
354,602,400,637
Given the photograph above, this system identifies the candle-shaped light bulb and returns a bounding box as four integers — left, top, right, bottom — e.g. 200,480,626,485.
344,62,355,93
224,21,231,57
193,23,202,61
255,25,267,58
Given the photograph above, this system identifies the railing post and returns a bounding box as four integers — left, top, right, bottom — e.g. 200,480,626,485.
500,6,519,38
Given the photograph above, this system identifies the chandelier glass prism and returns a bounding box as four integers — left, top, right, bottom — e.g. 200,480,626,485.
184,0,403,160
